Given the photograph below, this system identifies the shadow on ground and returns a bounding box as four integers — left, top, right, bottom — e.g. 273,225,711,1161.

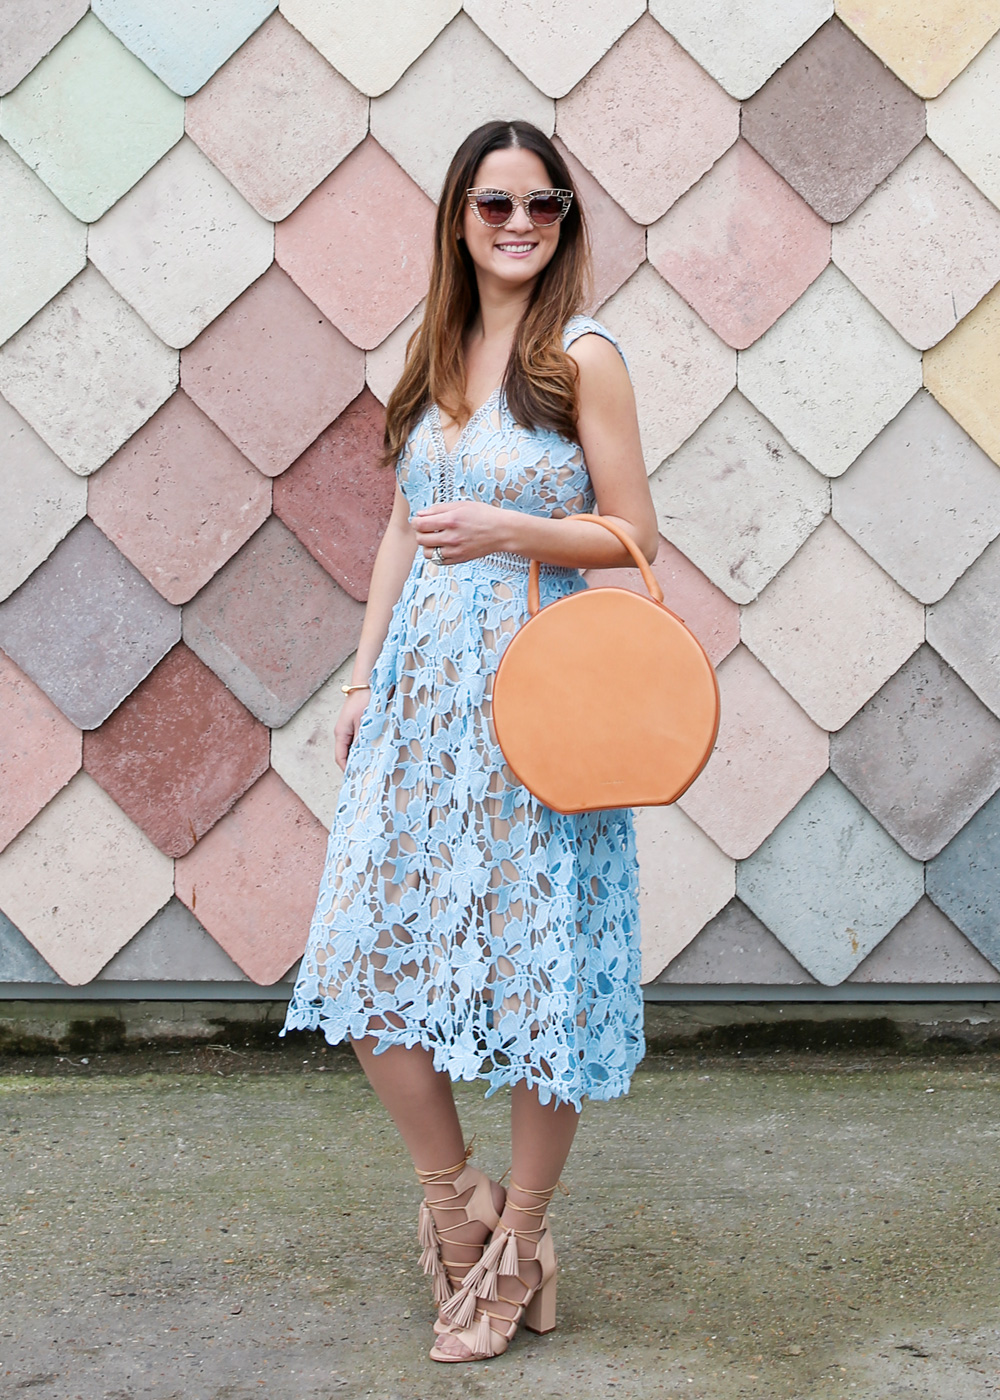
2,1043,999,1399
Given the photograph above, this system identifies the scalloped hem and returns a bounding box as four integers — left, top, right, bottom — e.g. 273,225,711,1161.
280,1002,644,1114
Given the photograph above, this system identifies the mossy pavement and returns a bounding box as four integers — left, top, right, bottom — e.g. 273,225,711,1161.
2,1028,1000,1399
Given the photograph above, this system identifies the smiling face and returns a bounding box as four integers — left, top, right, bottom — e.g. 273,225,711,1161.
461,146,563,295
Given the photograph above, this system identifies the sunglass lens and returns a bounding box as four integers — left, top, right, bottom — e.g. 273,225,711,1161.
476,194,514,225
527,195,564,225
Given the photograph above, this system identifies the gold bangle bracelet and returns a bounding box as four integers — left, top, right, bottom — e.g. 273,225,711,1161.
341,683,371,695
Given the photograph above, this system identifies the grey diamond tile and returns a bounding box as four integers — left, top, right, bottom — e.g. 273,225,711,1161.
833,390,1000,604
657,898,816,984
737,772,924,985
98,897,247,981
927,535,1000,717
0,518,180,729
831,645,1000,860
927,788,1000,970
848,896,1000,983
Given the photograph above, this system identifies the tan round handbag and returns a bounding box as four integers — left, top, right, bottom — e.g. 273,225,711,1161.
492,515,720,814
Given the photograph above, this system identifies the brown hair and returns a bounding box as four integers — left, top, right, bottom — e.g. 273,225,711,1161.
382,120,591,466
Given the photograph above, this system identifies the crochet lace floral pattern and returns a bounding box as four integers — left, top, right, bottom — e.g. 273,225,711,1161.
281,318,645,1109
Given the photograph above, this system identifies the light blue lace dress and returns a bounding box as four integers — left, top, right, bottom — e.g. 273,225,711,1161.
282,317,644,1109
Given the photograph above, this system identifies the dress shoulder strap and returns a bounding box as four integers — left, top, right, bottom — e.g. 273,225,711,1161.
562,315,630,375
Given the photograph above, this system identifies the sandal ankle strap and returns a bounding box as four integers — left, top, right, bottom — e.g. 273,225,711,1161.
415,1142,474,1186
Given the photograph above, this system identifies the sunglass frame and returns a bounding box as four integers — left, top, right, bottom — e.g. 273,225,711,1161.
465,187,574,228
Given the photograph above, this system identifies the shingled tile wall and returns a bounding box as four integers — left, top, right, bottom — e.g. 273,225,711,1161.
2,2,1000,995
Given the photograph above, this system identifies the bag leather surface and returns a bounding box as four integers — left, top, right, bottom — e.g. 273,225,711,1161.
492,515,720,814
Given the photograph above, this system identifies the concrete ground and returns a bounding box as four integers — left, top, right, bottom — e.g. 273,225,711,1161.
2,1039,1000,1400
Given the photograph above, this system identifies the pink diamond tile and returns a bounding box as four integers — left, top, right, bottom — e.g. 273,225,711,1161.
0,265,178,477
270,656,353,830
739,265,923,477
599,263,736,471
649,392,829,604
174,768,328,985
464,0,644,98
0,771,173,985
366,303,423,408
369,14,554,200
656,899,816,985
648,140,830,350
741,517,924,731
276,137,435,351
553,138,645,312
185,14,367,221
0,0,88,94
0,651,80,853
89,137,273,350
835,0,1000,100
0,141,86,345
182,516,364,727
585,536,740,667
274,389,394,603
834,141,1000,350
556,14,739,225
649,0,833,100
0,518,181,730
83,643,269,857
180,265,364,477
279,0,461,98
742,18,925,223
0,395,86,601
0,12,184,222
848,896,1000,983
678,645,829,860
928,536,1000,717
832,390,1000,605
88,390,271,605
635,804,735,983
927,32,1000,210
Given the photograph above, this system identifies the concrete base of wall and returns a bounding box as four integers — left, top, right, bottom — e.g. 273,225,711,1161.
3,998,1000,1056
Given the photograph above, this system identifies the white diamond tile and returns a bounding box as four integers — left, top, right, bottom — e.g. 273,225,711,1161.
650,0,833,99
0,395,86,600
635,804,734,983
371,14,553,200
927,31,1000,210
89,137,273,350
0,772,173,985
281,0,461,97
600,263,736,472
833,389,1000,604
833,140,1000,350
649,391,829,603
270,655,353,829
0,141,86,345
927,535,1000,717
464,0,644,97
0,265,178,477
741,516,925,731
365,302,423,407
739,264,923,477
0,0,89,95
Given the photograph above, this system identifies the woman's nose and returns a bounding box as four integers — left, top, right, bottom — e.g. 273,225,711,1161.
505,202,534,233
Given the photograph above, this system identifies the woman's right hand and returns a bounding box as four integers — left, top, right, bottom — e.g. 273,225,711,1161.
334,690,371,771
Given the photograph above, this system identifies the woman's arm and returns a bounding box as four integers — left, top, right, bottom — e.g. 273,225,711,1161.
412,333,658,570
334,484,417,768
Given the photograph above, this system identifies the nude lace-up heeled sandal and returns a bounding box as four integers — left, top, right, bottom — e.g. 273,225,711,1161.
415,1147,505,1322
429,1181,558,1362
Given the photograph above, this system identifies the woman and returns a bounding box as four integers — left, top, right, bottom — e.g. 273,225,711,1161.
282,119,658,1362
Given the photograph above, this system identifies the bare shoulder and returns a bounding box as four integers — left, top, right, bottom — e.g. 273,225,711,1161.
566,331,631,406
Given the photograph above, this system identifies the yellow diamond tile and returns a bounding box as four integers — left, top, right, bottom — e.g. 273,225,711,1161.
924,281,1000,466
835,0,1000,98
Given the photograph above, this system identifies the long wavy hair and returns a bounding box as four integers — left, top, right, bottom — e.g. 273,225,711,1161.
382,120,591,466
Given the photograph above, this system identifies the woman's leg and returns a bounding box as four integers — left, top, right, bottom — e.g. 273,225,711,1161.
350,1037,504,1266
433,1079,580,1356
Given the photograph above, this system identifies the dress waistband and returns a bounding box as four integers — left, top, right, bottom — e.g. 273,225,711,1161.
421,551,579,581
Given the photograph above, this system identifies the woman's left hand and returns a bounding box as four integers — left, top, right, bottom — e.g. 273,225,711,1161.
412,501,511,564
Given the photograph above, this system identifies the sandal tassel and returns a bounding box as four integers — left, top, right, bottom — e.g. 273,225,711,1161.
440,1283,479,1330
499,1227,521,1277
418,1200,437,1251
473,1309,495,1357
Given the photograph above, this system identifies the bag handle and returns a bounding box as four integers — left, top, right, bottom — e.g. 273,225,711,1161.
528,514,664,616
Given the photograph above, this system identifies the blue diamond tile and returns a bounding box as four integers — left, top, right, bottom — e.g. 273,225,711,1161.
927,789,1000,970
92,0,277,96
98,897,247,980
737,772,924,985
657,898,816,984
0,906,62,982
